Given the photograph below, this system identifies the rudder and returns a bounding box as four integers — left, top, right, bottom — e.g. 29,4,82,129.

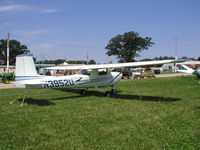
15,54,39,77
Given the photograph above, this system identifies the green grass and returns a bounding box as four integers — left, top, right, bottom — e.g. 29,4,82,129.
0,76,200,150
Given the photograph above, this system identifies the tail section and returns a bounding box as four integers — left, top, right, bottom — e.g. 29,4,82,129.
192,67,200,78
176,64,200,78
176,64,195,74
15,54,41,88
15,54,39,77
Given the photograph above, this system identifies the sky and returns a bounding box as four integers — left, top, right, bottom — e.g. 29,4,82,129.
0,0,199,63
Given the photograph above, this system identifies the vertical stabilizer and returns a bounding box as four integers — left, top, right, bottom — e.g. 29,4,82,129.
15,54,39,77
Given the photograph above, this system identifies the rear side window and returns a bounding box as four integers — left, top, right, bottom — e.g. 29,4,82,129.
98,69,107,75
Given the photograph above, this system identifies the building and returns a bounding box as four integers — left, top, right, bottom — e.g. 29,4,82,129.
0,66,15,74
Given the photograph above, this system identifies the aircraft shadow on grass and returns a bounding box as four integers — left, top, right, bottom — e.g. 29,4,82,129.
54,88,181,102
17,98,56,106
196,106,200,109
16,88,181,106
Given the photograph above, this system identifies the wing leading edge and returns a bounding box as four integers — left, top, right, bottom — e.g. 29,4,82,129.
45,60,181,70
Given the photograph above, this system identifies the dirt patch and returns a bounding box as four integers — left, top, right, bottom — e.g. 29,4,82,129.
0,83,15,89
155,73,191,78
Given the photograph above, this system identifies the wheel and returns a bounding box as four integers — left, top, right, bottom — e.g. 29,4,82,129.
80,90,87,96
4,79,9,84
104,91,111,97
111,89,117,94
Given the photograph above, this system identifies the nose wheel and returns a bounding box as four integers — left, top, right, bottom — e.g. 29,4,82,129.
111,88,117,94
104,91,111,97
80,89,87,96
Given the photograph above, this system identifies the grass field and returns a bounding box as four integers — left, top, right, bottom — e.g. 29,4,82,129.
0,76,200,150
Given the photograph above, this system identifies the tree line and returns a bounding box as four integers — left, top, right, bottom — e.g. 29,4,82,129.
0,39,29,65
37,59,96,65
140,56,200,61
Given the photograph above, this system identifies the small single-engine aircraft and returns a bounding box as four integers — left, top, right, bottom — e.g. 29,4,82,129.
176,64,200,78
15,54,181,98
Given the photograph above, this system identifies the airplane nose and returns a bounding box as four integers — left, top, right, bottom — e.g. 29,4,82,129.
116,72,122,83
118,73,122,79
111,72,122,85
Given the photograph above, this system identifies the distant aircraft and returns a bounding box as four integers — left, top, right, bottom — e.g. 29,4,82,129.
176,64,200,78
13,54,181,105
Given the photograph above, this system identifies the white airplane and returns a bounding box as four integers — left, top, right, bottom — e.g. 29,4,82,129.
176,64,200,78
14,54,181,100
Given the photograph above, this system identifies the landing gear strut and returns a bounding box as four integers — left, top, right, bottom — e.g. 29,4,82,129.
104,87,117,97
80,86,118,97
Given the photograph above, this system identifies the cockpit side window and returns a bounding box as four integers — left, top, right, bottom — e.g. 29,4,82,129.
79,69,91,75
98,69,107,75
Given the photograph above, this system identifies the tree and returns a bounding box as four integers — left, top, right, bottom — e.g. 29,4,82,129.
67,60,87,64
0,39,29,65
88,59,96,64
198,57,200,61
180,56,195,61
36,59,89,65
140,58,153,61
153,56,175,60
105,31,154,62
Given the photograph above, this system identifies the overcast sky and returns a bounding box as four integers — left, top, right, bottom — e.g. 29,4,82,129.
0,0,199,63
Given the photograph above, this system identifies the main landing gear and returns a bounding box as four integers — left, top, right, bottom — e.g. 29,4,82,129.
80,89,87,96
80,86,117,97
104,88,117,97
95,86,117,97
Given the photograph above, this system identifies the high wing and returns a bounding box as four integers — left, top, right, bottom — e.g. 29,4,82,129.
45,60,181,70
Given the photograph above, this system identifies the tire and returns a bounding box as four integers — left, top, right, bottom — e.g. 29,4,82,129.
80,90,87,96
105,91,111,97
4,79,9,84
111,89,117,94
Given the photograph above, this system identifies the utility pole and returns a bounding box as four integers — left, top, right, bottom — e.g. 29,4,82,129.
6,32,11,73
173,37,178,72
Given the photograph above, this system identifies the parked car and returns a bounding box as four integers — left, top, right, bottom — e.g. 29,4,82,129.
121,71,132,79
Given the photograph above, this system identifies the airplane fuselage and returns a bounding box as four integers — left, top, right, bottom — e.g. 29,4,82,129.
15,72,122,89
